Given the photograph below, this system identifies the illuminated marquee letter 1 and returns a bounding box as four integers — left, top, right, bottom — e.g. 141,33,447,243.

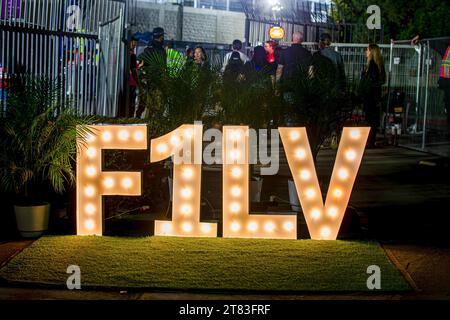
76,125,148,235
151,124,217,237
279,127,370,240
223,126,297,239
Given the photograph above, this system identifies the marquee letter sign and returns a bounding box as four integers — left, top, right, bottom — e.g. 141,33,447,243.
76,125,369,240
279,127,370,240
222,126,297,239
76,125,147,236
150,124,217,237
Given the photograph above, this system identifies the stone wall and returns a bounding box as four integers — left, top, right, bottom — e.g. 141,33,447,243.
133,2,246,45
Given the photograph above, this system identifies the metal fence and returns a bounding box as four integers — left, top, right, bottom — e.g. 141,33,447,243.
0,0,126,116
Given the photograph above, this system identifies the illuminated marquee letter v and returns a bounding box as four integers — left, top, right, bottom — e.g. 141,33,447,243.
279,127,370,240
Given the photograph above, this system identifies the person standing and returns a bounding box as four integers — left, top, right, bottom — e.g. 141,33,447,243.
135,27,166,118
361,44,386,148
276,31,312,83
221,39,249,73
316,33,346,87
128,36,139,117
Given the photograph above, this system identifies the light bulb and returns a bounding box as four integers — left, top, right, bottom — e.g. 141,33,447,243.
86,166,97,177
283,221,294,231
102,131,112,142
85,204,96,215
181,188,192,199
248,222,258,232
157,143,168,154
86,147,96,158
333,188,343,198
231,167,242,178
161,223,172,233
104,178,114,188
122,178,132,188
201,224,212,233
350,129,361,139
328,207,338,218
311,209,321,220
182,222,192,232
264,222,275,232
134,131,144,141
305,188,315,199
231,186,241,197
346,149,357,161
290,131,300,141
185,128,194,139
171,135,181,146
321,227,331,238
300,170,311,180
182,167,194,179
230,222,240,232
295,148,306,159
338,168,349,180
230,202,241,213
181,205,192,215
85,219,95,230
118,130,129,141
230,150,240,161
85,186,95,197
230,130,242,141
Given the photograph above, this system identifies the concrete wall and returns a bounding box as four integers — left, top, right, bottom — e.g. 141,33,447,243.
133,2,246,45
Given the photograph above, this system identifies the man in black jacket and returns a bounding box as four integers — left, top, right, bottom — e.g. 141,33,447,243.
276,31,312,83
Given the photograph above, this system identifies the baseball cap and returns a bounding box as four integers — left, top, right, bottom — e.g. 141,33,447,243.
153,27,165,38
320,33,332,42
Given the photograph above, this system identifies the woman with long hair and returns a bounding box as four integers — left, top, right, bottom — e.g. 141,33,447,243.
362,44,386,147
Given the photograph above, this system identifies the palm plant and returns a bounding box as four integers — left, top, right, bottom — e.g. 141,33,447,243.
139,51,222,136
0,75,92,203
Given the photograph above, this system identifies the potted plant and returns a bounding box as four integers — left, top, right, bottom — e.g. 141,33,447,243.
0,75,91,238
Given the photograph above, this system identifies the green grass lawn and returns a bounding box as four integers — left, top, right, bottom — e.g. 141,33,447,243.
0,236,410,292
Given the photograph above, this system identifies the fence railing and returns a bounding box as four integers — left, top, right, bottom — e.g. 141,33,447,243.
0,0,126,116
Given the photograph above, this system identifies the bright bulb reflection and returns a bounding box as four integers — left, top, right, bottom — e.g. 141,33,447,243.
201,224,211,233
248,222,258,232
122,178,132,188
231,167,242,178
295,148,306,159
86,147,96,158
290,131,300,141
231,186,241,197
182,223,192,232
350,129,361,139
321,227,331,238
230,202,241,213
328,207,338,218
118,130,129,141
338,168,349,180
85,204,95,215
284,221,294,231
300,170,311,180
346,150,357,161
333,189,343,198
181,188,192,199
102,131,112,142
181,205,192,215
231,222,240,232
85,219,95,230
157,143,168,153
182,168,194,179
85,186,95,197
311,209,321,220
305,189,315,199
104,178,114,188
86,166,97,177
264,222,275,232
170,136,181,146
161,223,172,233
134,131,144,141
